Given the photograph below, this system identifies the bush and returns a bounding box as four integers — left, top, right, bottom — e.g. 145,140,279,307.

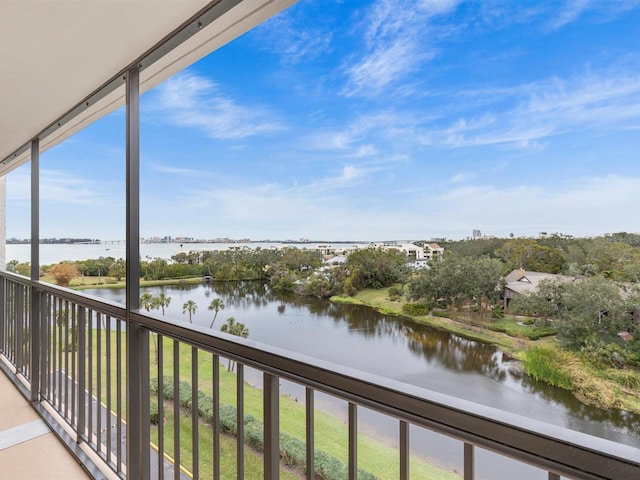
314,450,347,480
491,304,504,319
149,376,380,480
244,417,263,450
150,401,159,425
387,286,403,301
581,341,636,369
401,302,430,316
48,262,79,287
280,433,305,467
431,309,449,318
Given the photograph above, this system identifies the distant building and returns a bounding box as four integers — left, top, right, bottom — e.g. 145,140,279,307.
412,258,430,269
424,243,444,260
323,255,347,265
373,242,445,262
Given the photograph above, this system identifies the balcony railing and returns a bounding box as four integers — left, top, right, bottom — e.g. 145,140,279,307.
1,269,639,480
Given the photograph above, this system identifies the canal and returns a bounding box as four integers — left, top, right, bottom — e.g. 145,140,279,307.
86,281,640,478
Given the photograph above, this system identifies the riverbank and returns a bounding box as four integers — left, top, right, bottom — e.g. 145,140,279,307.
41,274,204,290
331,289,640,414
66,275,640,413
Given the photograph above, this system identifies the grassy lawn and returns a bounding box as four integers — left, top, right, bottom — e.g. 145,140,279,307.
150,410,302,480
61,331,460,479
157,339,460,479
38,273,206,289
71,276,204,290
487,316,557,340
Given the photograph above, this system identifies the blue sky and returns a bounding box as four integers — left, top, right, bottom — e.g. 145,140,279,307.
7,0,640,241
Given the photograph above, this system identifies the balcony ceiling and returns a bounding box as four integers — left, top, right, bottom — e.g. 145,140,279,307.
0,0,293,175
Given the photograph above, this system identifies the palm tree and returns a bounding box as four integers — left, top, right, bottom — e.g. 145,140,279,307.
208,298,225,328
140,292,154,311
154,291,171,315
220,316,249,371
182,300,197,323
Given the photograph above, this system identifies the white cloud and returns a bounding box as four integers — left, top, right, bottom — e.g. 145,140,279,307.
152,72,283,140
549,0,593,29
419,70,640,148
341,0,460,97
430,175,640,237
548,0,640,29
150,164,203,176
250,10,333,63
449,172,471,184
7,168,106,205
138,173,640,241
340,165,362,182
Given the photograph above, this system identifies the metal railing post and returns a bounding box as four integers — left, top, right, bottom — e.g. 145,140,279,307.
77,305,86,443
305,388,314,480
15,284,23,372
30,138,40,401
0,276,5,355
30,287,41,402
39,293,48,403
349,403,357,479
464,442,474,480
125,64,149,479
400,421,409,480
264,372,279,480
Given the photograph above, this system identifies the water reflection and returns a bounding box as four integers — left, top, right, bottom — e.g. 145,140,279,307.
83,280,640,447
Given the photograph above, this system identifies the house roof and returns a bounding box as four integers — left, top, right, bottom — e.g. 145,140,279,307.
504,269,571,295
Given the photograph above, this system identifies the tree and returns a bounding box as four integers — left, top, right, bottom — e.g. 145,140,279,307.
496,239,565,274
510,275,630,349
153,291,171,315
48,262,79,287
558,276,627,350
509,278,568,326
220,316,249,371
108,259,126,281
208,298,225,328
182,300,197,323
345,248,408,290
408,255,504,317
140,292,154,311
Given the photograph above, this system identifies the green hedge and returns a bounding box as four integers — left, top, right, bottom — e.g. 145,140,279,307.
150,376,378,480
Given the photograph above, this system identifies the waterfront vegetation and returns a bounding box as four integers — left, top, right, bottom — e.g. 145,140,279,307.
13,232,640,414
332,288,640,413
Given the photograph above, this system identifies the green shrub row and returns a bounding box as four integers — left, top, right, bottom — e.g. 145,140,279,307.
149,377,378,480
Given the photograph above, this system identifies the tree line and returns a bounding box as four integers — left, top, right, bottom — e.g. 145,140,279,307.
7,233,640,368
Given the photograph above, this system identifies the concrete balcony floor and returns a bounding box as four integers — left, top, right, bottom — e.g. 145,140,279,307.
0,370,90,480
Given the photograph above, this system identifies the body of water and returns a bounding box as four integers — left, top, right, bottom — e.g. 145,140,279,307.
5,241,368,265
85,281,640,480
